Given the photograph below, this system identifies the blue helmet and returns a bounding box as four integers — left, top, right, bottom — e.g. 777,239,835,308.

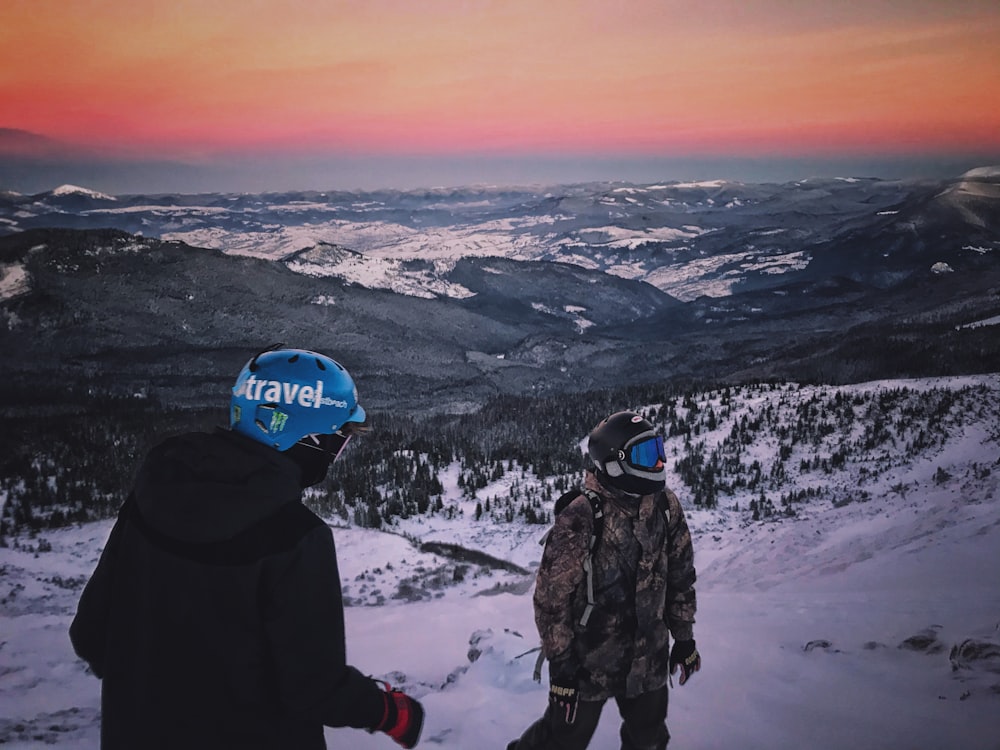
230,347,366,451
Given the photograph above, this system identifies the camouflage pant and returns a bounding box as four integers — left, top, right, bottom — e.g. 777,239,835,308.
506,685,670,750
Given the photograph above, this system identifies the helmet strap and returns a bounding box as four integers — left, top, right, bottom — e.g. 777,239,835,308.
604,461,625,477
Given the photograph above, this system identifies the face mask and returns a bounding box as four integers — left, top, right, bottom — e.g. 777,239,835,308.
286,430,352,488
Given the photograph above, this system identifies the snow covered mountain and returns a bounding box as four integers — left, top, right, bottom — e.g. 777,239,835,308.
2,374,998,748
2,172,999,748
49,184,117,201
2,170,997,305
1,169,997,414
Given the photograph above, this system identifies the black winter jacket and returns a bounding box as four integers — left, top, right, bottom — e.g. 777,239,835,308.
70,428,384,749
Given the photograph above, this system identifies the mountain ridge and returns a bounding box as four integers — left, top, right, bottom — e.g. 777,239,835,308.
1,171,996,310
1,172,998,413
1,221,997,416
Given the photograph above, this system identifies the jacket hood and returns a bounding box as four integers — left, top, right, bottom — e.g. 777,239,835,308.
132,428,303,543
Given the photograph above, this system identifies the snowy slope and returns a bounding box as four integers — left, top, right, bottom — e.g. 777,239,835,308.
1,375,999,749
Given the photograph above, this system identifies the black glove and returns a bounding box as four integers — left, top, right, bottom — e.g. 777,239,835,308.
547,659,581,725
549,681,579,725
669,639,701,686
373,681,424,748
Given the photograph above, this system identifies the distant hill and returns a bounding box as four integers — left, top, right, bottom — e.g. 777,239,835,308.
2,172,998,304
2,173,998,414
1,220,997,416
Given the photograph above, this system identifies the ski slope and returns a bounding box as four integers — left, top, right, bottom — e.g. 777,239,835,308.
1,376,999,749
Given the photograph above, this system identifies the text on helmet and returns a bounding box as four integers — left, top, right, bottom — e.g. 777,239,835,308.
235,375,348,409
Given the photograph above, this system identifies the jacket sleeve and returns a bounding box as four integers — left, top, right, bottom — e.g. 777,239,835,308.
262,524,385,731
533,497,592,677
69,508,129,679
664,489,697,641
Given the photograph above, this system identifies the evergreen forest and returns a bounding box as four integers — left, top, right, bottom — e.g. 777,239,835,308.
2,377,996,545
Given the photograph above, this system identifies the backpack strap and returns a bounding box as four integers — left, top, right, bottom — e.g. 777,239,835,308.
533,488,604,682
656,489,670,525
577,489,603,628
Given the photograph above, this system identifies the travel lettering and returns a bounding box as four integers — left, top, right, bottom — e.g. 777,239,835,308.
236,376,348,409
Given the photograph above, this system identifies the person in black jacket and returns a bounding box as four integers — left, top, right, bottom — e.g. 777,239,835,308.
70,346,424,750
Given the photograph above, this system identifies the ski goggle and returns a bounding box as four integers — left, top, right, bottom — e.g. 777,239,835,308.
297,429,352,461
627,435,665,469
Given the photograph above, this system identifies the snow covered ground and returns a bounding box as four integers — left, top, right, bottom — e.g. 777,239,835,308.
2,376,999,749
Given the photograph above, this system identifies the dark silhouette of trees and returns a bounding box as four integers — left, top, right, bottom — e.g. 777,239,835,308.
2,378,994,539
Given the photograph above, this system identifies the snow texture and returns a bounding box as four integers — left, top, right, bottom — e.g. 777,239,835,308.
0,262,30,302
2,375,999,749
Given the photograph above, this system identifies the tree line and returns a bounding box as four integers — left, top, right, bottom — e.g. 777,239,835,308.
3,377,995,543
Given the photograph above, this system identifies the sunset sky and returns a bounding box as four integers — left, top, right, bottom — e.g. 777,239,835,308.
2,0,999,193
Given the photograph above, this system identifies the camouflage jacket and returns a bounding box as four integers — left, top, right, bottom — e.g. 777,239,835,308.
533,470,697,700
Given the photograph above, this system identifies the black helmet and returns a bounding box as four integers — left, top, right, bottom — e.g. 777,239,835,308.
588,411,666,496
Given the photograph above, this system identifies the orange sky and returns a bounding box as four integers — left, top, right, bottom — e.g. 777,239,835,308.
2,0,999,190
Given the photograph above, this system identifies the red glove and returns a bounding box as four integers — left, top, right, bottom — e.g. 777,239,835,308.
374,681,424,748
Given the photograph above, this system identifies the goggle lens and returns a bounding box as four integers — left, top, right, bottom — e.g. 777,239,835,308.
629,436,665,468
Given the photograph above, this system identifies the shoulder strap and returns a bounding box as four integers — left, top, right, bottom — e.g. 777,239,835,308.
533,488,605,682
656,490,671,525
540,488,603,546
578,488,603,628
581,488,604,547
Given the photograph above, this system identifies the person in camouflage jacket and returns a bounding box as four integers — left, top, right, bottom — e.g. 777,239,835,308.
507,412,699,750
